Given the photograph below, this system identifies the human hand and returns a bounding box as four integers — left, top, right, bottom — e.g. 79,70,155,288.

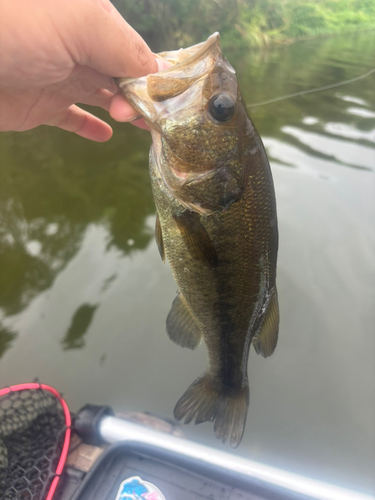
0,0,167,141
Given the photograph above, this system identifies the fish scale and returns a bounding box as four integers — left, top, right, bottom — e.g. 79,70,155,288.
117,32,279,447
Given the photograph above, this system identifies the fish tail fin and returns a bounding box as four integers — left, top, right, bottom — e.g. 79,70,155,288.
174,373,249,448
214,386,249,448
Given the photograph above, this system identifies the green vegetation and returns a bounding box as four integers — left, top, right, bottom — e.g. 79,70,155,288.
113,0,375,50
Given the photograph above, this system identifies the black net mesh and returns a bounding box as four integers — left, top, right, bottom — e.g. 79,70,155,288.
0,387,67,500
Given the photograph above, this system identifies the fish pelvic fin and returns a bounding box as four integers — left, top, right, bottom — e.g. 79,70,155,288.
166,293,203,350
174,374,249,448
252,287,279,358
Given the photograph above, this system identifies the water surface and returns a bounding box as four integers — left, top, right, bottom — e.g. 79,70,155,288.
0,31,374,496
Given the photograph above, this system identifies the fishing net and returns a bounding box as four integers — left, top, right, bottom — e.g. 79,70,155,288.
0,383,71,500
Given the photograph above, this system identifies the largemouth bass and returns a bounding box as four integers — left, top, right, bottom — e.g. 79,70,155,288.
117,33,279,448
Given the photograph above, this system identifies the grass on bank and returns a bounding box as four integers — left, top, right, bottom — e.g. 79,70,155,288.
113,0,375,51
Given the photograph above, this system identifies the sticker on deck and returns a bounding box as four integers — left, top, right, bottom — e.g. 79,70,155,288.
115,476,166,500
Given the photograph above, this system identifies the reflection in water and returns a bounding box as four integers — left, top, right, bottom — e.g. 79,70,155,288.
341,95,368,105
0,30,374,495
301,116,319,125
61,303,98,350
101,274,117,293
0,325,17,359
0,124,155,328
324,122,375,142
346,107,375,118
281,125,374,171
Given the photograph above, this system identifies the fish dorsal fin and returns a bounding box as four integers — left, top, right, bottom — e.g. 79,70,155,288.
252,287,279,358
155,213,165,262
174,211,218,268
148,75,200,102
166,293,203,350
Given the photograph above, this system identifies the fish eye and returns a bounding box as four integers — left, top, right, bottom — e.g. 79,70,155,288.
208,94,236,122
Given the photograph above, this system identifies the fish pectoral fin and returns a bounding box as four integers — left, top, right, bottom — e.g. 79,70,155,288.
252,287,279,358
166,293,203,350
155,213,165,262
174,211,218,268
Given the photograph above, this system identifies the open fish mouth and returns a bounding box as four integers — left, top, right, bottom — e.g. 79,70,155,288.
115,32,222,89
114,32,237,135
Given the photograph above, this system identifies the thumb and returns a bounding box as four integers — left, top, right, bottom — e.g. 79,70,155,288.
54,0,158,78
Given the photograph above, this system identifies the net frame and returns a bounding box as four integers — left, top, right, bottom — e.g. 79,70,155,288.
0,383,71,500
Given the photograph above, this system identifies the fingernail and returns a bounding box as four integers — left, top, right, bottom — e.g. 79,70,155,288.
128,113,143,122
156,56,172,72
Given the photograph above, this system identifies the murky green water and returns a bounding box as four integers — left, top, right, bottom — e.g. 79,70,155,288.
1,31,374,495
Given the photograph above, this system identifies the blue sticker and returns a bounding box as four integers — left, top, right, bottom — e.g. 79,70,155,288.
115,476,166,500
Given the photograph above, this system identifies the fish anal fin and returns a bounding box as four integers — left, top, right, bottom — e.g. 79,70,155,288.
166,293,202,350
174,211,218,268
252,287,279,358
174,373,249,448
155,213,165,262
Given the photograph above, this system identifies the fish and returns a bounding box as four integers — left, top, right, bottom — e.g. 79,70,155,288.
117,33,279,448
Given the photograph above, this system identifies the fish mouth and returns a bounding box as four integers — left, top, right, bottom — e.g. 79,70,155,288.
114,33,227,130
115,32,221,88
